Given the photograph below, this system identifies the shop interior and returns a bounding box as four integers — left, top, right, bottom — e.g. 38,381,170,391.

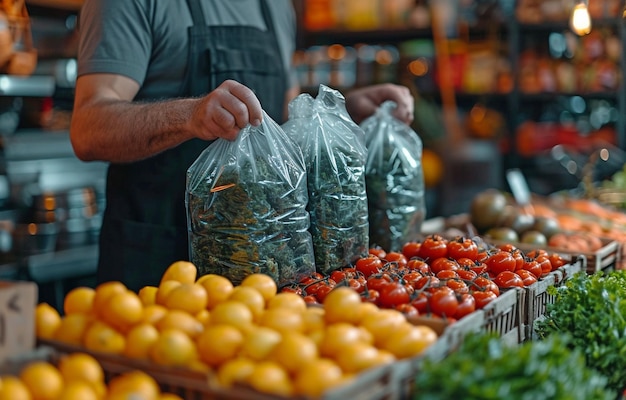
0,0,623,309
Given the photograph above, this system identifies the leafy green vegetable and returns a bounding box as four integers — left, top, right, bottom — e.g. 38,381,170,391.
535,270,626,392
413,332,615,400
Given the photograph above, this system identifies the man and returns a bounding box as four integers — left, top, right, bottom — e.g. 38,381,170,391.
70,0,415,291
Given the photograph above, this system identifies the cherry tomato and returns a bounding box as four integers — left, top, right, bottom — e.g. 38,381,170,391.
436,269,459,280
395,303,419,320
429,257,459,274
453,293,476,319
472,276,500,297
330,270,349,283
535,255,552,277
414,275,441,291
303,295,319,305
457,257,488,275
447,278,469,294
378,282,411,308
447,236,479,261
521,258,543,279
384,252,408,268
315,285,334,303
366,273,393,292
347,278,365,294
509,248,525,271
548,253,567,271
497,243,518,252
418,234,449,261
526,249,548,259
401,241,422,260
368,247,387,259
406,258,430,274
516,269,538,287
280,285,303,296
355,256,383,278
493,271,524,289
411,292,429,314
429,286,459,317
361,289,380,304
485,251,517,276
456,268,478,281
471,290,498,309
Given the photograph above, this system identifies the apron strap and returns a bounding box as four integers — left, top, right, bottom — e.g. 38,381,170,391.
185,0,274,33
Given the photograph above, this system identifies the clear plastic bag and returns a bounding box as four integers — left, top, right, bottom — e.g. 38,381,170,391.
185,111,315,287
282,84,369,274
361,100,426,252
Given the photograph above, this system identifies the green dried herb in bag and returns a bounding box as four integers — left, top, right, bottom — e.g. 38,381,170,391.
185,111,315,287
282,84,369,274
361,100,426,252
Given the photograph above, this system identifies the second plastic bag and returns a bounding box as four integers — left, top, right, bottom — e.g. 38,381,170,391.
361,100,426,252
186,111,315,287
282,84,369,274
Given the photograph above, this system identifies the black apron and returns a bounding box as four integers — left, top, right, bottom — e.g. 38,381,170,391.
97,0,287,292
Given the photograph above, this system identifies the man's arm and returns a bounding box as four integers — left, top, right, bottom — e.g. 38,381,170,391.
70,74,264,163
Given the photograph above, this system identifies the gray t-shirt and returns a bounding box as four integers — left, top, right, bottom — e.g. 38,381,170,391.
77,0,297,100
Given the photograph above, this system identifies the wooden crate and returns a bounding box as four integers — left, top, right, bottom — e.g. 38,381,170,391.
0,280,37,363
481,287,524,345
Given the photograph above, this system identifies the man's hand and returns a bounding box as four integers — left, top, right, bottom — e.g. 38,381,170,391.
190,80,264,141
345,83,415,125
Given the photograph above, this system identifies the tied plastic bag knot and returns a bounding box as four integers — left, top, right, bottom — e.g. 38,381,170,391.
361,100,426,252
186,111,316,287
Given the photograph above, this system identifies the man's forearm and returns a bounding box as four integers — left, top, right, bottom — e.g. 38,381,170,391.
71,97,198,163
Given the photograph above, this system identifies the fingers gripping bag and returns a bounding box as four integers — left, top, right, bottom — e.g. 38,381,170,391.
361,100,426,252
185,111,316,287
282,84,369,275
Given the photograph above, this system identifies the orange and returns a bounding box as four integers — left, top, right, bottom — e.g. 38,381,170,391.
240,273,277,302
63,286,96,315
123,323,160,360
155,280,182,306
266,292,307,313
195,309,211,326
0,375,32,400
160,260,197,284
57,352,104,384
268,331,318,374
107,370,160,400
198,275,233,309
196,324,244,367
319,322,369,357
19,361,64,400
293,358,344,397
138,285,158,306
208,301,253,332
301,306,326,333
246,361,293,397
141,304,168,325
56,381,99,400
149,328,198,367
163,283,208,315
100,290,144,332
335,342,390,374
216,357,255,388
359,308,407,347
34,302,61,340
195,273,218,285
382,323,438,359
83,320,126,355
239,326,282,361
92,281,127,319
155,310,204,338
227,286,265,321
53,313,92,346
258,308,304,334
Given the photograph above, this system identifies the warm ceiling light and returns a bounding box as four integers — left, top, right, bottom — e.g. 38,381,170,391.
570,1,592,36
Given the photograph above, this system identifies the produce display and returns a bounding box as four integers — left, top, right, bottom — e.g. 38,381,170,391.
280,237,569,322
33,261,439,398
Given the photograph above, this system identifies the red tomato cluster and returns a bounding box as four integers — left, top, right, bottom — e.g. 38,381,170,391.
280,234,569,322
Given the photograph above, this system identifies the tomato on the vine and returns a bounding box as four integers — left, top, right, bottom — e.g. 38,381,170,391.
413,275,441,291
472,276,500,297
471,290,498,309
384,252,408,268
368,246,387,259
456,268,478,281
355,256,383,278
361,289,380,304
330,269,350,283
446,278,469,294
457,257,488,275
303,295,319,305
436,269,459,280
395,303,419,320
378,282,411,308
493,271,524,289
548,253,567,271
418,234,448,260
315,285,334,303
521,258,543,279
535,254,552,277
485,251,517,275
454,293,476,319
406,258,430,274
347,278,365,293
429,286,459,317
401,241,422,260
411,292,429,314
516,269,538,286
366,273,393,292
447,236,479,261
429,257,459,274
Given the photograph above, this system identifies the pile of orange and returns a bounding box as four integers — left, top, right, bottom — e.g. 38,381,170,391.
0,351,182,400
34,260,439,398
